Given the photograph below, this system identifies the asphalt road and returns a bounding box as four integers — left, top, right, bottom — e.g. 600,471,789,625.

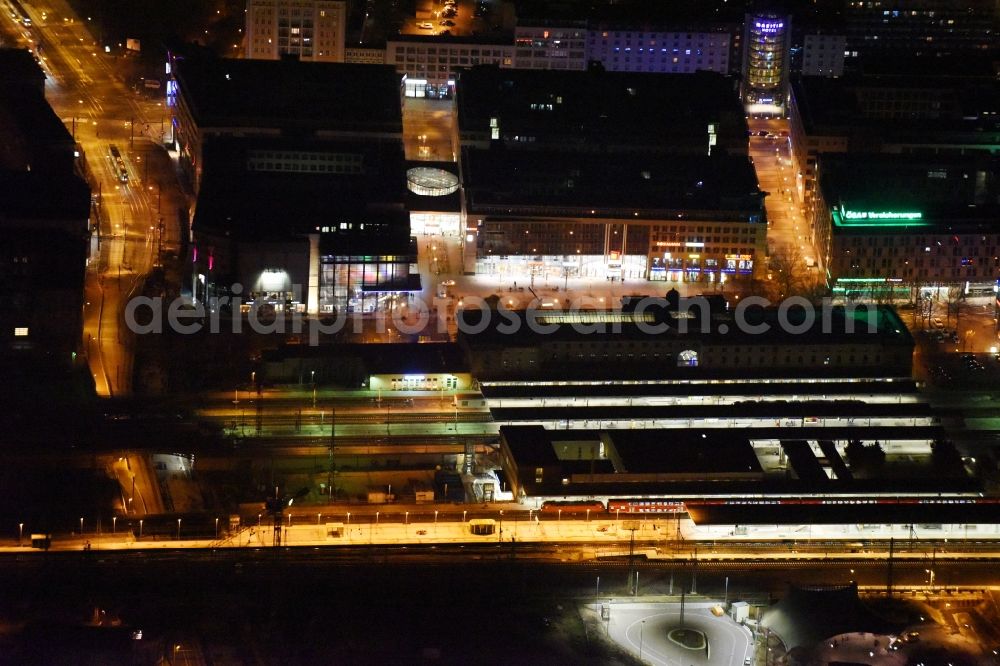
748,117,819,279
609,603,752,666
3,0,183,397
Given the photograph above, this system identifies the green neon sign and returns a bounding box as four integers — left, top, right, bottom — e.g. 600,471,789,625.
832,210,928,228
843,210,923,221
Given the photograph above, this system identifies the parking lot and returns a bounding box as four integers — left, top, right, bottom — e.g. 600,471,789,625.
401,0,494,36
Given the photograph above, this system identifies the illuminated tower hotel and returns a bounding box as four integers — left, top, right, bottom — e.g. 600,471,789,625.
741,13,791,115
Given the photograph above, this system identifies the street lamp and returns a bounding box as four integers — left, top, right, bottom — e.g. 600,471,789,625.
18,522,23,545
639,620,645,660
257,513,262,528
176,518,181,539
79,517,84,534
138,519,143,539
405,511,409,525
347,512,351,528
215,517,219,538
499,510,504,542
317,513,322,525
112,516,116,533
462,510,467,523
434,510,438,533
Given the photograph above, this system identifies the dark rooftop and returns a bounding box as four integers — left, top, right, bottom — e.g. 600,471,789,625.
193,138,406,240
0,48,45,90
791,74,1000,138
262,343,468,376
459,304,914,346
686,501,1000,526
456,65,746,154
0,171,90,223
0,79,75,173
462,146,763,215
175,56,403,133
609,429,762,475
819,153,1000,234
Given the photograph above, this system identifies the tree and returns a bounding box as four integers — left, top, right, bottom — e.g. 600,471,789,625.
845,439,867,466
944,286,963,328
931,439,964,474
767,244,807,299
845,439,886,475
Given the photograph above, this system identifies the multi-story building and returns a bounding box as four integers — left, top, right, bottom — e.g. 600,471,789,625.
741,13,792,113
788,65,1000,223
454,64,759,284
841,0,997,62
461,146,766,285
815,153,1000,293
800,32,846,77
245,0,346,62
345,46,386,64
385,36,514,98
584,25,733,74
512,21,588,71
173,55,403,194
0,49,91,360
458,303,915,381
455,65,748,156
173,55,415,314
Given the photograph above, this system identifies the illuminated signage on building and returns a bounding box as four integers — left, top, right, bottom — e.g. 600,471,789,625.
834,208,927,228
843,210,923,221
754,21,784,33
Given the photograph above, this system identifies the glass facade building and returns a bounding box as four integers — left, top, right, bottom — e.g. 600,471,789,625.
742,14,791,110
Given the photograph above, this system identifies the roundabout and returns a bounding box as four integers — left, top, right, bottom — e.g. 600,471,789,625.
605,601,752,666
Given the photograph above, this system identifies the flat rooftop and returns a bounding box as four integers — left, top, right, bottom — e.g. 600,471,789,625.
459,304,915,346
819,153,1000,235
500,425,974,498
175,56,403,133
480,378,918,399
456,65,746,151
462,146,763,215
687,501,1000,526
609,429,761,475
792,74,1000,137
262,343,468,376
0,48,45,88
193,138,406,240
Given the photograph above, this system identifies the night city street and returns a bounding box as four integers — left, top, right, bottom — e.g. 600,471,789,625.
1,0,1000,663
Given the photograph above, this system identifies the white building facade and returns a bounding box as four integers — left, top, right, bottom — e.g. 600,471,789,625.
801,33,846,77
246,0,347,62
385,39,514,97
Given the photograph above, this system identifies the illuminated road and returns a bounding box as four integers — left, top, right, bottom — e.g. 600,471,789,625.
609,604,752,666
3,0,179,396
748,118,819,283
